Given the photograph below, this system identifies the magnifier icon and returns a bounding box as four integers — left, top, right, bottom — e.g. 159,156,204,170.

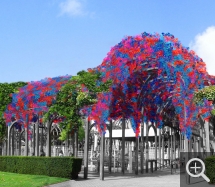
186,158,210,183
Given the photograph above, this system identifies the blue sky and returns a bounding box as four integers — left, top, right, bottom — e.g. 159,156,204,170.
1,0,215,83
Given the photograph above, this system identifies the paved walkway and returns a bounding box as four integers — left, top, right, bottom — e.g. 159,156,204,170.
47,169,180,187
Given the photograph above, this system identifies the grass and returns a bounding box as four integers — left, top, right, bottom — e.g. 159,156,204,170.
0,171,70,187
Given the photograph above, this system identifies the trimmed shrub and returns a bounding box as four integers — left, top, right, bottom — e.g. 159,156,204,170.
205,155,215,184
0,156,82,179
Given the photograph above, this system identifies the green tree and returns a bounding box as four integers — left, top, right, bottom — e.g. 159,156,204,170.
194,85,215,116
44,70,112,140
0,82,27,144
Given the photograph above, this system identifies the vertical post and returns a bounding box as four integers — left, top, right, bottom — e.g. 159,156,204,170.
135,137,139,175
40,124,43,154
25,114,29,156
141,121,144,174
113,146,116,173
94,135,98,151
146,121,149,173
159,128,161,169
7,125,11,156
141,107,144,174
36,118,39,156
67,132,69,155
179,132,181,151
46,121,51,157
33,124,35,155
105,139,107,157
109,120,113,173
199,129,203,155
179,132,181,159
74,129,78,157
202,129,206,154
100,133,105,180
205,121,210,156
162,135,164,169
195,137,199,153
72,134,75,155
170,128,173,163
129,142,132,173
122,118,125,174
69,132,71,155
12,126,15,156
65,133,68,156
5,126,7,155
168,128,170,165
188,137,192,154
84,118,89,179
155,125,157,171
170,128,173,174
185,136,190,184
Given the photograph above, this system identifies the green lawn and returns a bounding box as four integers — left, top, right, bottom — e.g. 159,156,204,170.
0,171,69,187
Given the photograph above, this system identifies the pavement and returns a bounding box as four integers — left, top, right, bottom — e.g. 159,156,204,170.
46,166,213,187
47,168,181,187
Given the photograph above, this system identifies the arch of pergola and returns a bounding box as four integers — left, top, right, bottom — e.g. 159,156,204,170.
81,32,215,179
3,76,71,156
84,32,214,137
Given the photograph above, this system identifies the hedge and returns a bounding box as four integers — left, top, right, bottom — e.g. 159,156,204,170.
0,156,82,179
205,155,215,184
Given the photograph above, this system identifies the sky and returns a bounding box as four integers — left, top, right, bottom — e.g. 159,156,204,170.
0,0,215,83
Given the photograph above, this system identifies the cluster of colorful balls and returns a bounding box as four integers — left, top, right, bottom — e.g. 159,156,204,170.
84,32,214,138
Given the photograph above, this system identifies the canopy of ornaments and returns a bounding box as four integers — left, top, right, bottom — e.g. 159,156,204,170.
4,76,71,129
3,32,215,139
83,32,214,139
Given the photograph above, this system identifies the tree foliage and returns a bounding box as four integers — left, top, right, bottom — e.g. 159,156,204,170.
44,70,112,140
194,85,215,116
0,82,27,143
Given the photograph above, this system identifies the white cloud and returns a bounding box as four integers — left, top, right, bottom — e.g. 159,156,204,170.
189,26,215,76
59,0,86,17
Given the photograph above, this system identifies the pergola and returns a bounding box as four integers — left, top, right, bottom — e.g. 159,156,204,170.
2,32,215,181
